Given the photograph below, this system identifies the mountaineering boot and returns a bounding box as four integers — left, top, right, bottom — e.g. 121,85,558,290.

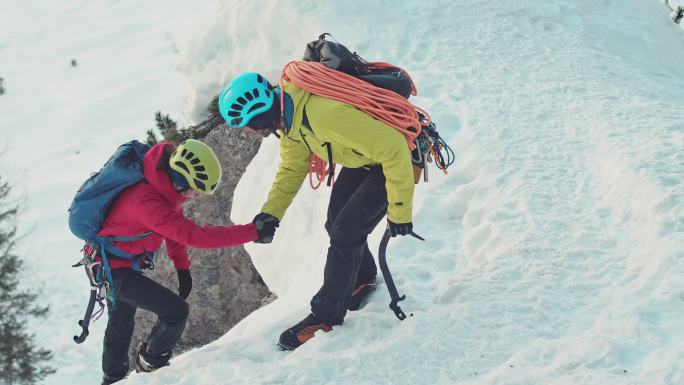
278,313,332,350
134,342,171,373
348,276,377,311
101,374,126,385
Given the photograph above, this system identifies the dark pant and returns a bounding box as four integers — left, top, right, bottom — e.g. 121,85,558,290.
102,269,189,378
310,166,387,325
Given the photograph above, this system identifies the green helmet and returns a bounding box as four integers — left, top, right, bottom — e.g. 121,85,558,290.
169,139,222,195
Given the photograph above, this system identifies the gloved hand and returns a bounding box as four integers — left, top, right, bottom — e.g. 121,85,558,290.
252,212,280,244
387,220,413,237
176,269,192,299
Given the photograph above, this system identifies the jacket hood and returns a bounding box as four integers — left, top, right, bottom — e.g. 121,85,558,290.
143,143,187,208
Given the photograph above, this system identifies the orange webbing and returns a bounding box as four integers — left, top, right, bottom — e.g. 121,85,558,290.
280,60,431,150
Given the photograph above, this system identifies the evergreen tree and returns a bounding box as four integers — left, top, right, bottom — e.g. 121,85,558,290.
206,95,220,117
0,176,54,385
145,96,224,146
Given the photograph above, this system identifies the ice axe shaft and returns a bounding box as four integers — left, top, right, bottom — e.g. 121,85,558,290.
379,229,424,320
73,288,97,344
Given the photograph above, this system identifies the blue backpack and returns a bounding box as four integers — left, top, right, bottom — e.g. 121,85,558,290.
69,140,152,317
69,140,150,240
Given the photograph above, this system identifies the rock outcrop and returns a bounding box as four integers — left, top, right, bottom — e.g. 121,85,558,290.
128,126,274,360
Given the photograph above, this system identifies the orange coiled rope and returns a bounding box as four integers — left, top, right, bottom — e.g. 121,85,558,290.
309,155,334,189
279,60,431,151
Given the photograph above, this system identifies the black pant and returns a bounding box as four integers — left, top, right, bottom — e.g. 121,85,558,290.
310,166,387,325
102,269,189,378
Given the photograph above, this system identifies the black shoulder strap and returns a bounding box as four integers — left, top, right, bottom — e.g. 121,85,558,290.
302,106,313,132
324,143,334,186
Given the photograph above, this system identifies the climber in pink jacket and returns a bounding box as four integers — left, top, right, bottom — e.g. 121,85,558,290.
97,140,273,384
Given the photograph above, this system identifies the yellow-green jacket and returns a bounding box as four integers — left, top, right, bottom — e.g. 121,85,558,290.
261,82,415,224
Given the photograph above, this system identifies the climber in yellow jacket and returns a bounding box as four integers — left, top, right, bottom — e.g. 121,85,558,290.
219,72,415,350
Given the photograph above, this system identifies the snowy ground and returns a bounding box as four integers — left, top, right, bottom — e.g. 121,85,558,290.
1,1,683,385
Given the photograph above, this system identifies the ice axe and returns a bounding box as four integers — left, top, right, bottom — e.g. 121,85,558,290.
378,229,424,321
72,255,106,344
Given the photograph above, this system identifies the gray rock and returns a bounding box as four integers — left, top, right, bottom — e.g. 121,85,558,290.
128,125,275,361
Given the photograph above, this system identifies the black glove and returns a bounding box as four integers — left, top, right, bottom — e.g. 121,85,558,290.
252,213,280,244
177,269,192,299
387,220,413,237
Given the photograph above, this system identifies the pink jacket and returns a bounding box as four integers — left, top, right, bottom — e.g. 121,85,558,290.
97,143,257,270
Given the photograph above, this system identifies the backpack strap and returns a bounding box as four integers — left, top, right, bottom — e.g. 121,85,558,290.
324,143,334,186
94,239,118,309
93,232,153,309
301,106,313,132
103,233,153,272
108,233,153,243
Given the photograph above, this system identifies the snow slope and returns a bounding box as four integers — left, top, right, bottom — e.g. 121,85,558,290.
133,1,684,384
2,0,684,384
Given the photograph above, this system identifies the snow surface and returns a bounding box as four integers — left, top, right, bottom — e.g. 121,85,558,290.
1,0,684,384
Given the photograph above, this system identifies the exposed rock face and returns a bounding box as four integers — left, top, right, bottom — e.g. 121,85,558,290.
128,126,275,360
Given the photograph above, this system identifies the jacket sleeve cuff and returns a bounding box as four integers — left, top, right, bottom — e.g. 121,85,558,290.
247,223,259,241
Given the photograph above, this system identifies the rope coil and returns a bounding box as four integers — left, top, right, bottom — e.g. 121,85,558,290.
279,59,450,188
280,60,432,150
309,155,334,189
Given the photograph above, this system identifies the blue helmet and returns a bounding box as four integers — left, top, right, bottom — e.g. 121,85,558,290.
219,72,275,129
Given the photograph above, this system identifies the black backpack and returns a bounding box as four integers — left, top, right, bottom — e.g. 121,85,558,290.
303,33,414,99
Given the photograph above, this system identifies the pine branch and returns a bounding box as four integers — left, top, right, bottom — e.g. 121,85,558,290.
145,95,224,144
145,129,159,146
207,95,220,117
